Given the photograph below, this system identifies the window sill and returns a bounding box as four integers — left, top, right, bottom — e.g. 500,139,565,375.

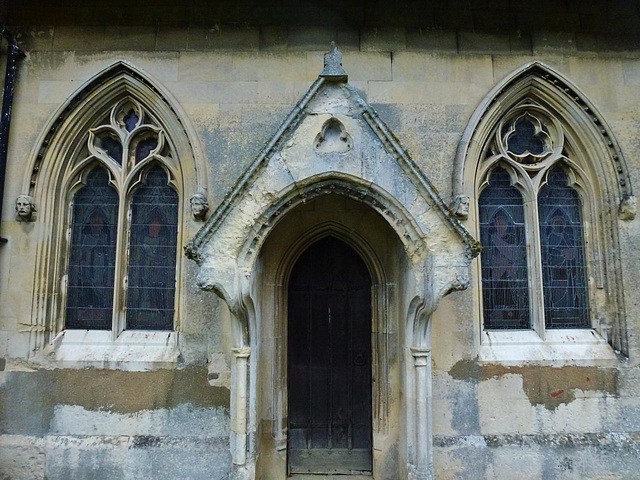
479,329,618,366
40,329,180,371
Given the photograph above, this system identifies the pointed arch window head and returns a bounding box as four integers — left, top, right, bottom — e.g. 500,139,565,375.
478,103,591,334
64,99,180,332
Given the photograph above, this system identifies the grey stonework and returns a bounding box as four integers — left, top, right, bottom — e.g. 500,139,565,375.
1,2,640,479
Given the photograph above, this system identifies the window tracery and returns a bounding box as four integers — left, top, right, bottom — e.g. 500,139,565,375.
478,102,590,332
65,99,179,331
458,63,630,357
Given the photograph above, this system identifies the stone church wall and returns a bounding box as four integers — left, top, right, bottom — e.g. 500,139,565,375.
1,3,639,478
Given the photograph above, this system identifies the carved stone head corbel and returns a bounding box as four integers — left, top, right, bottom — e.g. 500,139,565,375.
190,193,209,221
15,194,36,222
450,194,470,219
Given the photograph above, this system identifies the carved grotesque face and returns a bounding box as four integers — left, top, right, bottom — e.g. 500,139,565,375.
458,196,470,216
16,195,33,217
190,194,209,219
191,199,205,215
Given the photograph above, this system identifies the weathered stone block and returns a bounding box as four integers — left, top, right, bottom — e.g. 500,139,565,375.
103,26,156,51
434,9,474,30
37,80,77,104
15,27,54,52
532,31,577,53
622,60,640,86
0,436,45,480
156,27,190,51
595,34,640,52
361,27,407,52
287,27,336,51
406,29,457,53
369,80,488,105
259,26,288,51
517,11,581,32
336,29,360,51
52,26,105,51
567,57,625,87
509,32,533,54
458,32,511,54
231,52,307,81
204,26,259,51
257,81,313,104
391,52,494,86
471,10,518,33
580,12,640,34
342,52,391,81
177,52,234,82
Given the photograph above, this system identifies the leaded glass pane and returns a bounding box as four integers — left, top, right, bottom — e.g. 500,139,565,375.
479,167,531,329
66,167,118,330
97,135,123,165
539,168,589,328
135,137,158,163
126,166,178,330
124,110,139,132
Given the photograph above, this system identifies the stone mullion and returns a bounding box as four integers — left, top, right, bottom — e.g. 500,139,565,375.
112,180,129,337
528,172,547,338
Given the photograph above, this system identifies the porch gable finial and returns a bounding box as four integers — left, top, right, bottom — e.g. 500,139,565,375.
320,41,348,82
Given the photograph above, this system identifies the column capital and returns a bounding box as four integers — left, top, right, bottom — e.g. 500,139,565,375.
411,347,431,366
410,346,431,357
232,346,251,358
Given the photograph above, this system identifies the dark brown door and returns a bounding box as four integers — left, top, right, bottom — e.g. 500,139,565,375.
287,236,372,475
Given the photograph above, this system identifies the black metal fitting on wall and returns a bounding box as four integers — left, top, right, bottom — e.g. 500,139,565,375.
0,26,24,244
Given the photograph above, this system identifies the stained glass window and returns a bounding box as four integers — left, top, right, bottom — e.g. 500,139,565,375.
66,167,119,330
65,100,181,332
479,167,531,329
126,166,178,330
538,168,589,328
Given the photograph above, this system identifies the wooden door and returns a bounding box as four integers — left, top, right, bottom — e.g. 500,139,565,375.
287,236,372,475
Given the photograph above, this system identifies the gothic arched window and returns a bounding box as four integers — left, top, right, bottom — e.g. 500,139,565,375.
65,100,180,331
457,63,632,358
477,104,591,333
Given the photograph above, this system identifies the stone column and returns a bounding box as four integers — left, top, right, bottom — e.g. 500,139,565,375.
411,347,434,480
232,346,251,465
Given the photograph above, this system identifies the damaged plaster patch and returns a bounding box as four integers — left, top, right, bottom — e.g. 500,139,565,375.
448,360,618,410
0,366,230,435
0,435,46,480
49,403,230,437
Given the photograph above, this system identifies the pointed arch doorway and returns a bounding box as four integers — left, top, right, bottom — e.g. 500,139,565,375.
287,236,373,475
